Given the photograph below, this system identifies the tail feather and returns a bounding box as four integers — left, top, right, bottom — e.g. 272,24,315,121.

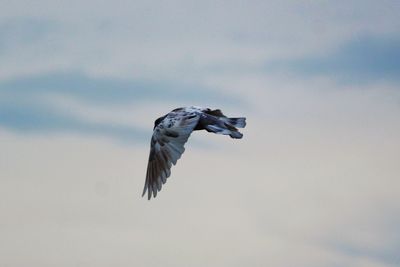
205,109,246,128
204,124,243,139
224,117,246,128
228,130,243,139
200,111,246,139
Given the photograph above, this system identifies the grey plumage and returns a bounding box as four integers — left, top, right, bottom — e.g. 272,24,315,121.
142,106,246,200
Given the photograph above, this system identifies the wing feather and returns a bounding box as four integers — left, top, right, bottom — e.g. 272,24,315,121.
142,111,200,200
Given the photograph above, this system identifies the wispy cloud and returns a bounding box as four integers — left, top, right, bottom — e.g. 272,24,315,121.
0,101,147,142
1,2,400,267
266,36,400,84
0,71,239,142
0,18,57,54
0,71,236,104
326,231,400,267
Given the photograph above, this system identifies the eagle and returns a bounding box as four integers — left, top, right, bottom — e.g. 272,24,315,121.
142,106,246,200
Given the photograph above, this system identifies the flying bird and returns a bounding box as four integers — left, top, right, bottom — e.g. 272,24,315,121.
142,106,246,200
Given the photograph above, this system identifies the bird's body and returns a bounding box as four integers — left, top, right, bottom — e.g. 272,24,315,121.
143,106,246,199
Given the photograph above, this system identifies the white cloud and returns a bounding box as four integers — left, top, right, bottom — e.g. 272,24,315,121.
1,76,400,266
1,1,400,266
1,1,399,80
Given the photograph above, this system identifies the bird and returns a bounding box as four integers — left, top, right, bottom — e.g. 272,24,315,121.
142,106,246,200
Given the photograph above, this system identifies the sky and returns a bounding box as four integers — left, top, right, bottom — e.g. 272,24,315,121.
1,1,400,266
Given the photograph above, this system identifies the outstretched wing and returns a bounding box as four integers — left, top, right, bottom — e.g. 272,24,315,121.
142,111,201,200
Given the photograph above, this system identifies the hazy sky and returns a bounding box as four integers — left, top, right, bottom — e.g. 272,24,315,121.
1,1,400,266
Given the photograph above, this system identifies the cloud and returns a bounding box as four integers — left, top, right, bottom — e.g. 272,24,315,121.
327,240,400,267
0,71,239,142
0,71,235,104
2,2,400,81
0,18,57,54
265,36,400,83
1,2,400,267
0,101,147,142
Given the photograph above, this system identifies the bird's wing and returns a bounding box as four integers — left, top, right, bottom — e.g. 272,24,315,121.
142,111,201,200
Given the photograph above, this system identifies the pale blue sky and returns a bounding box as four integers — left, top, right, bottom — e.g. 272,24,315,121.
265,35,400,83
1,1,400,267
0,71,239,141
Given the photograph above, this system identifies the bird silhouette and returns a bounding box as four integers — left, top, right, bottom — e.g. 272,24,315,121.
142,106,246,200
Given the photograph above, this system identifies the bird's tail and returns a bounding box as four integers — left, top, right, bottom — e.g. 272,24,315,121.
220,117,246,128
202,114,246,139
